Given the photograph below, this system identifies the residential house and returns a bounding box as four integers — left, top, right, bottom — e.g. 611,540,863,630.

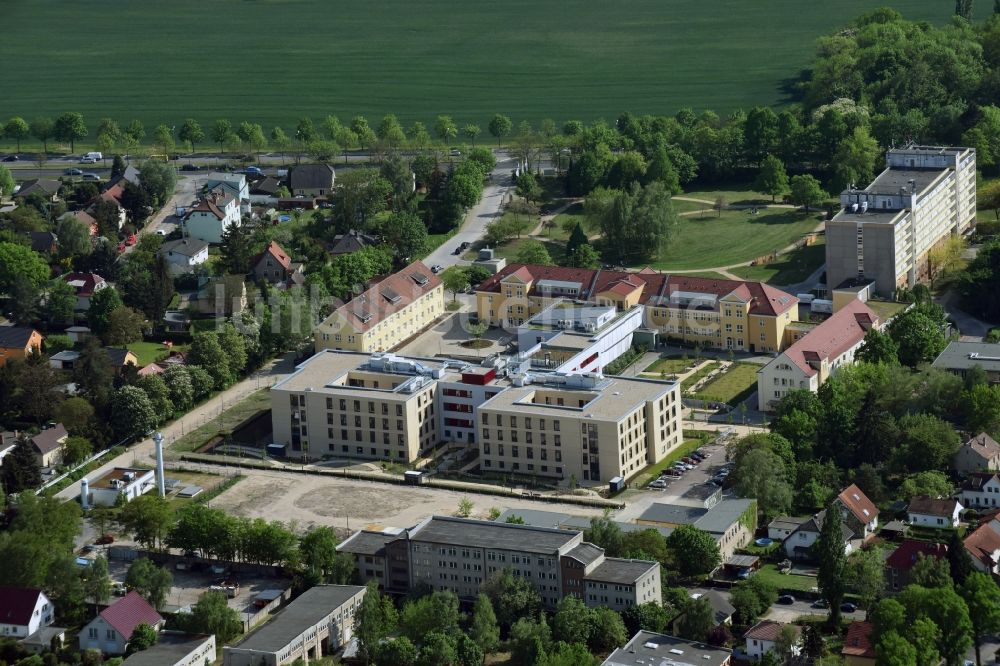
158,238,209,275
0,432,17,466
106,165,141,190
313,260,444,354
62,210,98,237
222,585,363,666
97,183,127,229
162,311,191,333
61,272,108,311
249,176,280,197
0,326,44,368
475,264,800,354
955,433,1000,476
65,326,92,344
783,510,854,560
743,620,801,662
184,188,241,244
28,231,58,255
636,499,756,561
14,179,60,201
907,497,963,528
842,621,876,666
30,424,68,468
932,341,1000,384
252,241,303,287
757,300,879,411
137,363,164,378
0,588,54,639
768,517,807,541
194,275,247,316
121,632,215,666
338,516,661,612
325,230,377,257
105,348,139,375
680,590,734,628
964,518,1000,574
885,540,948,592
601,631,733,666
834,484,879,540
958,472,1000,510
49,350,81,372
289,164,335,198
205,174,250,207
79,591,163,655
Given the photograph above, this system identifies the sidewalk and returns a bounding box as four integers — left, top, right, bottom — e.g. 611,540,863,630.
55,353,296,502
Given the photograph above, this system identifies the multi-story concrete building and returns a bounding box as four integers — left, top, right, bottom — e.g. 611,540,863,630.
475,265,799,354
314,260,443,354
756,299,879,411
271,350,683,484
337,516,660,612
222,585,364,666
826,145,976,296
476,372,681,484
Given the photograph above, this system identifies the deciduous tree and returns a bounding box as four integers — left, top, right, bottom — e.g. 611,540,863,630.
124,558,172,609
666,525,720,577
753,155,789,202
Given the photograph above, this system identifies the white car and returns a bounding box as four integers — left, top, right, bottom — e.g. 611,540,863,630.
79,156,97,164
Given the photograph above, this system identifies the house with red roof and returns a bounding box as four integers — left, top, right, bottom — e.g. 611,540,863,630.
885,540,948,591
841,621,876,666
834,484,879,540
184,187,241,244
473,264,799,354
964,518,1000,575
314,260,443,354
79,591,163,655
743,620,801,661
756,298,879,411
252,241,303,287
60,272,108,311
0,587,55,639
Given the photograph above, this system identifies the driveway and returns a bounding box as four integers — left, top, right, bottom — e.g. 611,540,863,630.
938,288,992,339
422,151,517,271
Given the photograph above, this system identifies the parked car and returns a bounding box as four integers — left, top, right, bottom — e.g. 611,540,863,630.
431,264,444,273
453,246,463,255
460,241,470,249
95,534,114,545
777,594,795,604
811,599,828,609
682,457,698,465
64,167,83,176
450,149,462,157
154,229,167,236
840,602,857,613
648,480,667,489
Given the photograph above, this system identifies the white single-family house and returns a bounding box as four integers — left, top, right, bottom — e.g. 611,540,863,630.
79,591,163,655
184,188,241,244
743,621,801,661
907,497,963,528
783,510,854,561
964,519,1000,575
958,472,1000,510
158,238,210,275
0,588,54,639
834,484,879,540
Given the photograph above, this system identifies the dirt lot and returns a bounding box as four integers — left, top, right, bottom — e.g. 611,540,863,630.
209,468,605,532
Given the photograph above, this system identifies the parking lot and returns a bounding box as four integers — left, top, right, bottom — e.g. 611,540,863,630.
107,557,290,615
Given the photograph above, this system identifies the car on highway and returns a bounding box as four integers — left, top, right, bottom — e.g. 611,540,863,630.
64,168,83,176
79,156,97,164
245,166,263,175
840,602,857,613
180,163,202,171
450,149,461,157
81,173,101,182
777,594,795,604
431,264,443,273
2,155,18,162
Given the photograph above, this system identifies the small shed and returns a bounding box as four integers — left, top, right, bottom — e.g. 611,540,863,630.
724,554,761,578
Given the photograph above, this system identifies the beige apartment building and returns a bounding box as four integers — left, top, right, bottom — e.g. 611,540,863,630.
475,265,799,354
476,373,682,484
827,145,976,296
337,516,661,612
314,260,443,354
271,351,683,485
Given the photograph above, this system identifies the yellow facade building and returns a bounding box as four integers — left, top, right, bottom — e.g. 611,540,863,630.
475,265,799,354
314,260,443,354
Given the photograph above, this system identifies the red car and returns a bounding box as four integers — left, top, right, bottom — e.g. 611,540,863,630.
125,234,138,246
96,534,114,545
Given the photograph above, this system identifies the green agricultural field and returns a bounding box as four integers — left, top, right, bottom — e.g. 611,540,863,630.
639,209,823,271
0,1,976,140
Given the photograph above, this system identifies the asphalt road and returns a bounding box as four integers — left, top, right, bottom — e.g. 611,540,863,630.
422,152,518,272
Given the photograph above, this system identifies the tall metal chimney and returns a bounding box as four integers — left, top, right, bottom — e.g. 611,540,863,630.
153,432,166,498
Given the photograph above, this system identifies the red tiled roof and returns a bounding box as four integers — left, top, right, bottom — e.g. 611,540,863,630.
100,183,125,208
886,540,948,572
99,591,162,638
965,519,1000,569
837,484,879,525
61,272,106,297
327,260,441,333
0,587,44,627
842,622,876,658
478,264,798,317
744,620,800,642
254,241,292,271
780,300,878,377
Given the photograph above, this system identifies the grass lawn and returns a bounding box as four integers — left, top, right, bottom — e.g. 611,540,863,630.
692,363,760,404
551,202,585,238
0,2,975,139
127,341,172,365
729,237,826,286
640,209,823,271
643,356,697,375
755,563,818,594
680,187,774,206
866,299,910,322
168,389,272,456
634,434,713,487
489,236,566,265
680,361,721,392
